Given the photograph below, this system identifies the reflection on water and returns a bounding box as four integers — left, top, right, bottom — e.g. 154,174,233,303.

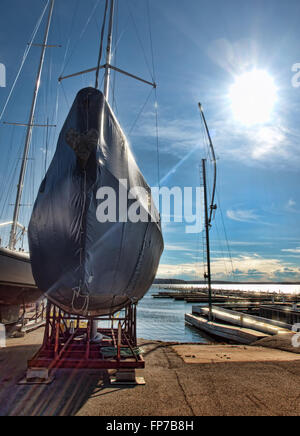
137,288,210,343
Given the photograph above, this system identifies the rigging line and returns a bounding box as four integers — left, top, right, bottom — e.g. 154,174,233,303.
146,0,156,83
216,187,235,278
62,0,103,75
46,45,53,112
108,77,119,117
127,2,154,82
154,88,161,191
0,142,23,220
45,118,49,177
55,0,63,51
61,82,70,109
110,12,131,59
111,0,119,112
128,87,153,136
59,0,81,75
0,126,16,205
47,82,60,159
95,0,109,89
0,0,50,122
46,77,59,160
213,213,229,279
54,83,60,125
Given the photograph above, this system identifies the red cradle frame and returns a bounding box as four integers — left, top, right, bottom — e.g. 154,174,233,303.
28,301,145,370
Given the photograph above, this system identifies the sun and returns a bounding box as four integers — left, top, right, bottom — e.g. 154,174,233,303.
229,70,277,126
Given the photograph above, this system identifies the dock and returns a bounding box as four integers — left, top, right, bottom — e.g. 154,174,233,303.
185,304,294,345
153,288,300,304
185,313,269,345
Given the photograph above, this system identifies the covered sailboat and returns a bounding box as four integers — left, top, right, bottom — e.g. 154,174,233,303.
28,0,164,317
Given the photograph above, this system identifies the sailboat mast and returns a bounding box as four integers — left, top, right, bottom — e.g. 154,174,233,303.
198,103,217,225
103,0,115,101
9,0,55,250
202,159,213,321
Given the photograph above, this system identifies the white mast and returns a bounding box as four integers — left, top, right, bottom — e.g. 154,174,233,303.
103,0,115,101
92,0,114,342
9,0,55,250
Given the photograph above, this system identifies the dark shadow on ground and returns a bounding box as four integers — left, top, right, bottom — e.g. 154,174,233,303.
0,344,137,416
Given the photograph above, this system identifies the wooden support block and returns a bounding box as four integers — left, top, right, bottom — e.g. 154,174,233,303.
110,369,145,385
18,368,54,385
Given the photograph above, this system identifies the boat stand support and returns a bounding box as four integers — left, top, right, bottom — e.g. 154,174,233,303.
22,301,145,384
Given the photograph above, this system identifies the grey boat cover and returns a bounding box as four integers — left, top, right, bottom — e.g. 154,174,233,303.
28,88,163,316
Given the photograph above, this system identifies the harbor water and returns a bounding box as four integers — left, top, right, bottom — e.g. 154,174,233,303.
137,287,210,343
136,284,300,343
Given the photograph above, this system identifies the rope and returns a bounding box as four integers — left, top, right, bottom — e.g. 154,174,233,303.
71,287,90,315
72,148,89,314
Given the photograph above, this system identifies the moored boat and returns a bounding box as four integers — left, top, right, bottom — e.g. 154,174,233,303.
0,0,55,324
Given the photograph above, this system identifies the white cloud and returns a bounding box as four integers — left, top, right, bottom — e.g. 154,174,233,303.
134,109,300,170
250,126,286,160
164,243,198,252
282,247,300,254
158,254,300,281
227,240,272,246
287,199,296,209
226,209,259,223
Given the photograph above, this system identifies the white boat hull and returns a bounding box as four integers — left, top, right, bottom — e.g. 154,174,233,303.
0,247,42,323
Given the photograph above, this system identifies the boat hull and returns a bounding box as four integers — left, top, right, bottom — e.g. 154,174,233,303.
0,247,42,324
29,88,164,316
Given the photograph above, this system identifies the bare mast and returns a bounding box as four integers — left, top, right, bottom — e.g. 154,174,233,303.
202,159,213,321
103,0,115,101
9,0,55,250
92,0,115,342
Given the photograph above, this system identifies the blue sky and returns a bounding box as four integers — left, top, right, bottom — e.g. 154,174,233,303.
0,0,300,282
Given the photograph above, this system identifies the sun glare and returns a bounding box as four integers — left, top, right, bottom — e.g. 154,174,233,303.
229,70,277,126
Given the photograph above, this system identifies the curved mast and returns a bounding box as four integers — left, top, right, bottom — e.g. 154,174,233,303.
9,0,55,250
198,103,217,321
198,102,217,225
